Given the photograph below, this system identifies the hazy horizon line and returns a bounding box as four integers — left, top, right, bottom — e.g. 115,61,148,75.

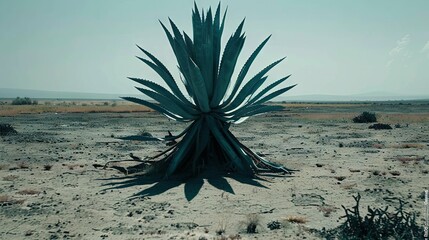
1,87,429,102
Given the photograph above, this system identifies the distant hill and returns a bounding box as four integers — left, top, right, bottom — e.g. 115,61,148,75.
0,88,127,100
1,88,428,102
279,92,429,102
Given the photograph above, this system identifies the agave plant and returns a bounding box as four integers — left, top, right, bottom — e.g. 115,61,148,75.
121,3,296,178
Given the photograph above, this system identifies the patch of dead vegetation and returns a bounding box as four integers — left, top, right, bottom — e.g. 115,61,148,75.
2,175,19,181
293,113,355,121
215,234,242,240
393,155,425,164
240,213,261,233
372,143,385,149
341,183,358,190
62,163,85,170
285,215,308,224
392,143,426,149
0,195,24,206
17,162,30,169
17,189,41,195
378,113,429,123
0,164,7,170
0,102,152,116
318,206,338,217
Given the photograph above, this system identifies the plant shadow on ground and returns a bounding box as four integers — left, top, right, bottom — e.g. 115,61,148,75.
99,170,289,201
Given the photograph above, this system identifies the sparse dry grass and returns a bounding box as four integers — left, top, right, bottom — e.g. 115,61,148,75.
215,218,228,236
293,112,429,122
392,143,426,149
276,103,429,123
63,163,84,170
2,175,19,181
378,113,429,123
17,189,41,195
372,143,385,149
0,101,152,116
394,155,425,164
241,213,261,233
318,206,338,217
285,215,308,224
17,162,30,169
341,183,358,190
0,195,12,203
281,103,369,108
0,195,24,205
216,234,242,240
293,113,356,121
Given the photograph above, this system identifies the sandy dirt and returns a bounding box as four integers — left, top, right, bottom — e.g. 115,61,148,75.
0,102,428,239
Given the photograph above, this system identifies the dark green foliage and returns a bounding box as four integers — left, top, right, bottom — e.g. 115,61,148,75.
369,123,392,130
247,223,257,234
0,123,18,136
317,194,424,240
121,3,296,178
267,220,281,230
353,112,377,123
11,97,38,105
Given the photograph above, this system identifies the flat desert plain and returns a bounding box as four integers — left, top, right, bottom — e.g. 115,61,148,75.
0,101,428,239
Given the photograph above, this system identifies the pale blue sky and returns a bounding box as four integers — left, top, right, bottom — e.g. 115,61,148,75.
1,0,428,97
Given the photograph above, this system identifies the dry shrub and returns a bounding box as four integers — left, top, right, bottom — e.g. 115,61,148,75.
393,143,425,149
17,162,30,169
389,171,401,176
318,206,337,217
353,112,377,123
63,163,83,170
0,195,12,204
316,193,423,239
43,164,53,171
369,123,392,130
0,195,11,203
24,230,34,236
334,176,346,181
372,143,384,149
285,215,308,224
241,213,261,233
216,217,228,236
396,155,425,164
3,175,19,181
341,183,357,190
17,189,40,195
0,123,18,135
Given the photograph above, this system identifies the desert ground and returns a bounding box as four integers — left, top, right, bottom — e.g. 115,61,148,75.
0,100,428,239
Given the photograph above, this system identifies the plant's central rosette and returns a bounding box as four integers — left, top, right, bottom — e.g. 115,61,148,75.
122,3,296,178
